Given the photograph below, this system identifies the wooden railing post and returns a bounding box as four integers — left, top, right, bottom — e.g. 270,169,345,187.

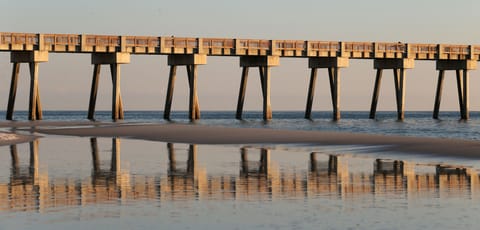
468,45,474,60
80,34,86,52
339,41,346,57
120,36,127,52
234,39,240,55
437,44,444,59
270,40,277,56
197,38,203,54
37,34,44,51
406,43,412,59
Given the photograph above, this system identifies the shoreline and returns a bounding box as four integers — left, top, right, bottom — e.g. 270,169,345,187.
1,121,480,158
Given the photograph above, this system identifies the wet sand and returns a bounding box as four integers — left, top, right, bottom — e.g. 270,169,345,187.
0,121,470,158
1,121,479,158
0,121,101,146
0,132,36,146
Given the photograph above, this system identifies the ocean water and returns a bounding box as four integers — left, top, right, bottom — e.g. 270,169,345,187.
1,111,480,229
1,110,480,140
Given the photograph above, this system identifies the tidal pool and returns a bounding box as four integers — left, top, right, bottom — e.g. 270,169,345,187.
0,136,479,229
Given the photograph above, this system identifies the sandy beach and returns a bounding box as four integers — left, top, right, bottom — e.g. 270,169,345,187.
0,121,476,158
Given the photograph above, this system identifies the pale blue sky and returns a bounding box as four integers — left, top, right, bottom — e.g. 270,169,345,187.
0,0,479,112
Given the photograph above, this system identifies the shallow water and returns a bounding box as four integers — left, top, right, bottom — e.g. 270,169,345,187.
2,110,480,140
0,136,479,229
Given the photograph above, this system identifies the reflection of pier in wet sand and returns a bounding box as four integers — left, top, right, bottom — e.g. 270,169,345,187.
0,139,479,212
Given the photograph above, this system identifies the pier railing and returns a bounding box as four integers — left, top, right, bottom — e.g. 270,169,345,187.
343,42,373,58
0,32,478,60
0,32,38,50
202,38,235,55
272,40,305,56
307,41,339,57
439,44,471,60
235,39,270,55
124,36,159,53
408,44,437,59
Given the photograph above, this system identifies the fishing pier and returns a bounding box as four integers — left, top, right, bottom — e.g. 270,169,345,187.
1,32,478,121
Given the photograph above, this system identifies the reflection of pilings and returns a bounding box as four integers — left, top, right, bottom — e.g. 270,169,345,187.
87,137,129,203
309,152,317,172
4,143,480,212
309,153,339,175
436,164,470,198
10,145,19,176
90,137,121,174
111,138,120,172
5,139,47,212
373,159,405,194
470,170,480,196
8,140,39,185
436,165,468,175
373,159,417,194
310,153,379,198
241,147,248,173
187,145,197,174
90,138,100,172
308,153,341,198
167,143,176,172
89,137,123,185
236,147,273,200
240,148,270,177
328,155,337,174
167,143,197,177
165,143,205,200
29,140,39,183
374,159,404,175
260,149,270,175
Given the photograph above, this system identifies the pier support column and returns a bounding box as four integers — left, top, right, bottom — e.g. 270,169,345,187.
369,59,414,120
89,52,130,121
305,57,349,120
164,54,207,121
236,56,279,120
7,51,48,120
433,70,445,119
434,60,477,120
